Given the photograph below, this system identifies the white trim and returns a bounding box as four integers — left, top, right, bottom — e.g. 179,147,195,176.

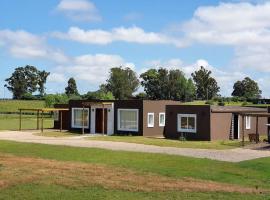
71,107,89,129
117,109,139,132
159,112,165,127
245,116,251,130
147,113,154,128
177,114,197,133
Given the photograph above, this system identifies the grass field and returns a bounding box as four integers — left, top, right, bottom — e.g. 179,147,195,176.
0,140,269,199
0,100,46,112
0,114,53,130
87,136,247,149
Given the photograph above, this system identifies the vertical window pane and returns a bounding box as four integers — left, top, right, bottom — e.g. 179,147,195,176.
159,113,165,126
188,117,195,129
148,113,154,127
73,109,89,128
181,117,188,129
54,111,59,121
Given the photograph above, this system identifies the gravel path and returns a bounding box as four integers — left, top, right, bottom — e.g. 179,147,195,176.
0,131,270,162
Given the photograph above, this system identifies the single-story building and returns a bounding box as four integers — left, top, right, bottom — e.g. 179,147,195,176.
54,100,180,137
54,100,270,141
165,105,269,141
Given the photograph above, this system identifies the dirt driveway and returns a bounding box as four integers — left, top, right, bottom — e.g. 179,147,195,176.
0,131,270,162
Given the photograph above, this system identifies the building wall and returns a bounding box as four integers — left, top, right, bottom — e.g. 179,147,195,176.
142,100,180,137
210,113,232,140
114,100,143,135
165,105,211,140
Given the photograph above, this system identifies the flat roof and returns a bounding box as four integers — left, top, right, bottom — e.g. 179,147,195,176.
211,106,267,113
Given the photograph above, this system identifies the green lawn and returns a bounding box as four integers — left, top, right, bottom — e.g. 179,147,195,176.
0,114,53,130
87,136,246,149
0,100,46,112
0,140,269,199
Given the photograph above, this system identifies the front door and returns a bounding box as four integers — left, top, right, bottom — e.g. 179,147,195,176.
95,108,108,134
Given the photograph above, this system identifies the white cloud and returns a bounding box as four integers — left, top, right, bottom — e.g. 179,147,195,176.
181,2,270,72
0,29,69,63
53,54,135,85
48,73,67,83
56,0,101,22
52,26,187,47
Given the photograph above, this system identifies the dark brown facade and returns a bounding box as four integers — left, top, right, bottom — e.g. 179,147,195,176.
165,105,269,141
53,104,70,130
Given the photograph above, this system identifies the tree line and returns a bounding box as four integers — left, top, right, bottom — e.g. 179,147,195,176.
4,65,262,105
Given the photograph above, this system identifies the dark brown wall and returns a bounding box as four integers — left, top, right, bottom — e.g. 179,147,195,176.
165,105,211,140
143,100,181,137
114,100,143,135
210,113,232,140
53,104,70,130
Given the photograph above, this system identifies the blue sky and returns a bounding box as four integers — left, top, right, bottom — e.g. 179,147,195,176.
1,0,270,98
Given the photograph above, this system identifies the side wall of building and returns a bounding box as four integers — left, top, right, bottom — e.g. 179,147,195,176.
53,104,70,130
142,101,180,137
164,105,211,140
210,113,232,140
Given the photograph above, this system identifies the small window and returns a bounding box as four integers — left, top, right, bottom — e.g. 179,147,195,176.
159,112,165,127
147,113,154,127
72,108,89,128
53,111,59,121
245,116,251,130
177,114,197,133
118,109,138,131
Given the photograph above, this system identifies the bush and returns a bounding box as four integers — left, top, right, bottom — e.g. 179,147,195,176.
44,94,69,107
218,101,225,106
205,100,214,105
242,101,248,106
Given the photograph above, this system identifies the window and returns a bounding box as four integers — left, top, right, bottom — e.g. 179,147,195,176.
147,113,154,127
177,114,197,133
118,109,138,131
53,111,59,121
159,112,165,127
245,116,251,130
72,108,89,128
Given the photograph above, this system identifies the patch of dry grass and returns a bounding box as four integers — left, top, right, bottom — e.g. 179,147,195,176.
0,153,266,194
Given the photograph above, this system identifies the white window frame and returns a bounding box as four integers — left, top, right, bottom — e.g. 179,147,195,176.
147,113,154,128
117,109,139,132
245,116,251,130
159,112,165,127
71,108,89,128
177,114,197,133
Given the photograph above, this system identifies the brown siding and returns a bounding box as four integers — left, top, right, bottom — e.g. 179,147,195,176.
165,105,211,140
243,116,267,136
142,100,181,137
114,100,143,135
210,113,232,140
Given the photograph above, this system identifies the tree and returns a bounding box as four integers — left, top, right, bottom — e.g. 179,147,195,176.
65,77,79,97
44,94,69,108
5,65,50,99
140,68,195,101
191,66,220,100
232,77,261,99
83,85,115,100
105,67,139,99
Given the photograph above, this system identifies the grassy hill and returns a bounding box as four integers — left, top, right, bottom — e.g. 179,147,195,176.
0,100,46,113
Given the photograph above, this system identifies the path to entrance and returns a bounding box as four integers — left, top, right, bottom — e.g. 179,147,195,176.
0,131,270,162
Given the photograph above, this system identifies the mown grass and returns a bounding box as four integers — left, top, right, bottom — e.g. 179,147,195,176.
0,114,53,130
0,100,46,112
0,140,269,199
87,136,244,150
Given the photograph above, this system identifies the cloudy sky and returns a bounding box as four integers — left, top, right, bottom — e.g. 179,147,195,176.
1,0,270,98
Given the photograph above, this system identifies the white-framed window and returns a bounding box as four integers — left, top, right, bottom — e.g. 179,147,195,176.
177,114,197,133
147,113,154,127
117,109,139,132
53,111,59,121
71,108,89,128
245,116,251,130
159,112,165,127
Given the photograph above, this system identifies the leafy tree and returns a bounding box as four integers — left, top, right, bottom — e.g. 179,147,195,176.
232,77,261,98
140,68,195,101
191,66,220,100
5,65,50,99
65,77,79,97
44,94,69,108
105,67,139,99
134,92,148,100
